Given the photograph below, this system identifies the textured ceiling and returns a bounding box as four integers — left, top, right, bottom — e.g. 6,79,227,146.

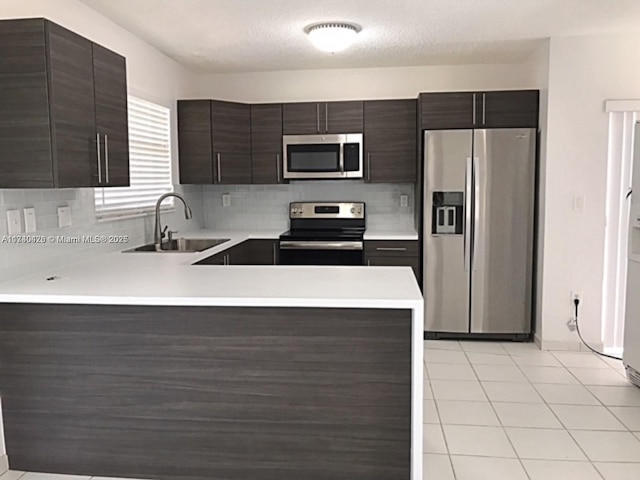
79,0,640,73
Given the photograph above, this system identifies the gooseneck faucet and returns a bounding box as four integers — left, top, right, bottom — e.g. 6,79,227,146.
154,192,193,251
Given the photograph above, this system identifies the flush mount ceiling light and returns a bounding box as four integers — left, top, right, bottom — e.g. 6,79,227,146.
305,22,361,53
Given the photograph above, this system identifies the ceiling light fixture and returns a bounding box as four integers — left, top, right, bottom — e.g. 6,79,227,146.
306,22,361,53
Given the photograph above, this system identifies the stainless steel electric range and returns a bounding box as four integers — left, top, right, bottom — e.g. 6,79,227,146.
278,202,366,266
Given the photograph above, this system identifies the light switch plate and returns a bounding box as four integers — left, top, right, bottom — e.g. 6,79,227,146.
57,206,72,228
400,194,408,208
6,209,22,235
222,193,231,207
23,207,36,233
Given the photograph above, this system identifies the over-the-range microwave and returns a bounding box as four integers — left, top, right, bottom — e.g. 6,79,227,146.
282,133,363,180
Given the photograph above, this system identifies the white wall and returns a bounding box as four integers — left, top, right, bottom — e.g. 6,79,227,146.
523,41,551,342
540,33,640,350
0,0,201,281
191,63,537,102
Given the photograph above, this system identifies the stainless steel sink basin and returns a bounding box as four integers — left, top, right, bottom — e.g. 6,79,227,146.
123,238,230,253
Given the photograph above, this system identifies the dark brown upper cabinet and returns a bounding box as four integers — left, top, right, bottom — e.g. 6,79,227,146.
419,90,539,130
282,101,363,135
250,103,283,184
178,100,251,184
363,99,417,183
0,18,129,188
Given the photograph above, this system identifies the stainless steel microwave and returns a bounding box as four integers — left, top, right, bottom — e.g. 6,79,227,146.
282,133,363,180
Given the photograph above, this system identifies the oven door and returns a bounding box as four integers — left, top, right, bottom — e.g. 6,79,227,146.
279,240,364,266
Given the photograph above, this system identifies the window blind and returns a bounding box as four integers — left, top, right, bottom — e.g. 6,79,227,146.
95,96,173,219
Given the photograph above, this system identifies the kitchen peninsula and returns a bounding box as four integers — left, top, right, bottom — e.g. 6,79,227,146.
0,236,423,480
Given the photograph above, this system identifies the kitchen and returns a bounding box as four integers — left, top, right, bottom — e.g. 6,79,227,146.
2,1,640,480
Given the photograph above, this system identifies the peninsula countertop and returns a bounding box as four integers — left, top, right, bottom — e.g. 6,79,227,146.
0,229,423,309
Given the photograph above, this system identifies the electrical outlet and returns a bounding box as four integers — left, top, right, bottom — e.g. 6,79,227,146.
23,207,36,233
57,206,71,228
571,290,582,302
6,209,22,235
400,194,408,208
222,193,231,207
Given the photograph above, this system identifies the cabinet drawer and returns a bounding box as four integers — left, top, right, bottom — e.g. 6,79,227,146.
366,255,419,279
365,240,419,257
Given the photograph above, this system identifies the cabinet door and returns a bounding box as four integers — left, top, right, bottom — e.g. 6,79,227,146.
0,19,54,188
177,100,213,184
46,21,98,188
364,99,416,183
92,43,129,187
248,239,279,265
193,251,226,265
282,102,321,134
211,100,250,153
419,92,475,130
325,101,363,133
251,104,282,184
482,90,539,128
215,152,252,184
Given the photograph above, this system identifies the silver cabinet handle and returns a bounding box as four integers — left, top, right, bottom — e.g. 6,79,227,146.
472,94,476,126
96,133,102,184
279,240,363,251
325,102,328,133
276,153,281,183
104,134,109,184
482,93,486,125
216,153,221,183
272,243,277,265
367,153,371,182
316,103,320,133
375,247,407,252
464,157,473,271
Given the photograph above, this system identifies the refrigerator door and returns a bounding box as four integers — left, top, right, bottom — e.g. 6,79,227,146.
470,129,536,334
424,130,472,333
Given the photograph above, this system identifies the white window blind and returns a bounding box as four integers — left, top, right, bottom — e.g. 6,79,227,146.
95,96,173,219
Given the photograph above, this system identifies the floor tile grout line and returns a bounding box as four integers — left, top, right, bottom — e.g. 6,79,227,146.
509,345,608,479
460,346,534,480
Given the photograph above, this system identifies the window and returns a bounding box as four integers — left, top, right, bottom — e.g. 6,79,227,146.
94,96,173,219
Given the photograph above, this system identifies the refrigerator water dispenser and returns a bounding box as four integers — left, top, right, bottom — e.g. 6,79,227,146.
432,191,463,235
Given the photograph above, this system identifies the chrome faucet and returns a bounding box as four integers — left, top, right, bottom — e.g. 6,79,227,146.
154,192,193,251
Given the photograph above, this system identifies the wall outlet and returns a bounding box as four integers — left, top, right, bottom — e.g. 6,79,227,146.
57,206,72,228
571,290,582,302
6,209,22,235
23,207,36,233
400,194,408,208
222,193,231,207
573,195,585,213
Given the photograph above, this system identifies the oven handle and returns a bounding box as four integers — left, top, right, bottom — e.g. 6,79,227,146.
279,241,363,251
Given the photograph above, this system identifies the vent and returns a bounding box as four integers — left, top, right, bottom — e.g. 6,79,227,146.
626,365,640,388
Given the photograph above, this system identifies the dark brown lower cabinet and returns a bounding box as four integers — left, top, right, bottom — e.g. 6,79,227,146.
0,303,411,480
193,239,279,266
365,240,420,282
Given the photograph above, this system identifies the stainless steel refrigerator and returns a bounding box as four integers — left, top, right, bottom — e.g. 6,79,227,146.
423,129,536,337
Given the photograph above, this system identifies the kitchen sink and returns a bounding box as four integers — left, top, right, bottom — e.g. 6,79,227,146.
123,238,230,253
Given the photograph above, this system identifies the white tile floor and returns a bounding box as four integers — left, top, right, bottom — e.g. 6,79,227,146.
423,340,640,480
1,340,640,480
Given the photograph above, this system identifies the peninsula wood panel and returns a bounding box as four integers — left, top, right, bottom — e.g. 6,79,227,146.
0,304,411,480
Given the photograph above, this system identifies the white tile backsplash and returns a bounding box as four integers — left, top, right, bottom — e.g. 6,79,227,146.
0,185,203,282
202,181,415,231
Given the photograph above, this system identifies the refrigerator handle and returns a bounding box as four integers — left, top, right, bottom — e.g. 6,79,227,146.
465,157,473,271
472,156,480,271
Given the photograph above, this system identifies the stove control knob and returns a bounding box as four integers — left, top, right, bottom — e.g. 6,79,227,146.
350,207,355,213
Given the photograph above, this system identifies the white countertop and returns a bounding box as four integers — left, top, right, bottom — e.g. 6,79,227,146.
0,229,423,310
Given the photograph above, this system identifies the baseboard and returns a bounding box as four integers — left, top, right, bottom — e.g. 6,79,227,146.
533,333,542,349
539,339,605,352
0,454,8,475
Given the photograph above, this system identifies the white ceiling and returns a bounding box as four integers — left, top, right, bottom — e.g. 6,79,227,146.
80,0,640,74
